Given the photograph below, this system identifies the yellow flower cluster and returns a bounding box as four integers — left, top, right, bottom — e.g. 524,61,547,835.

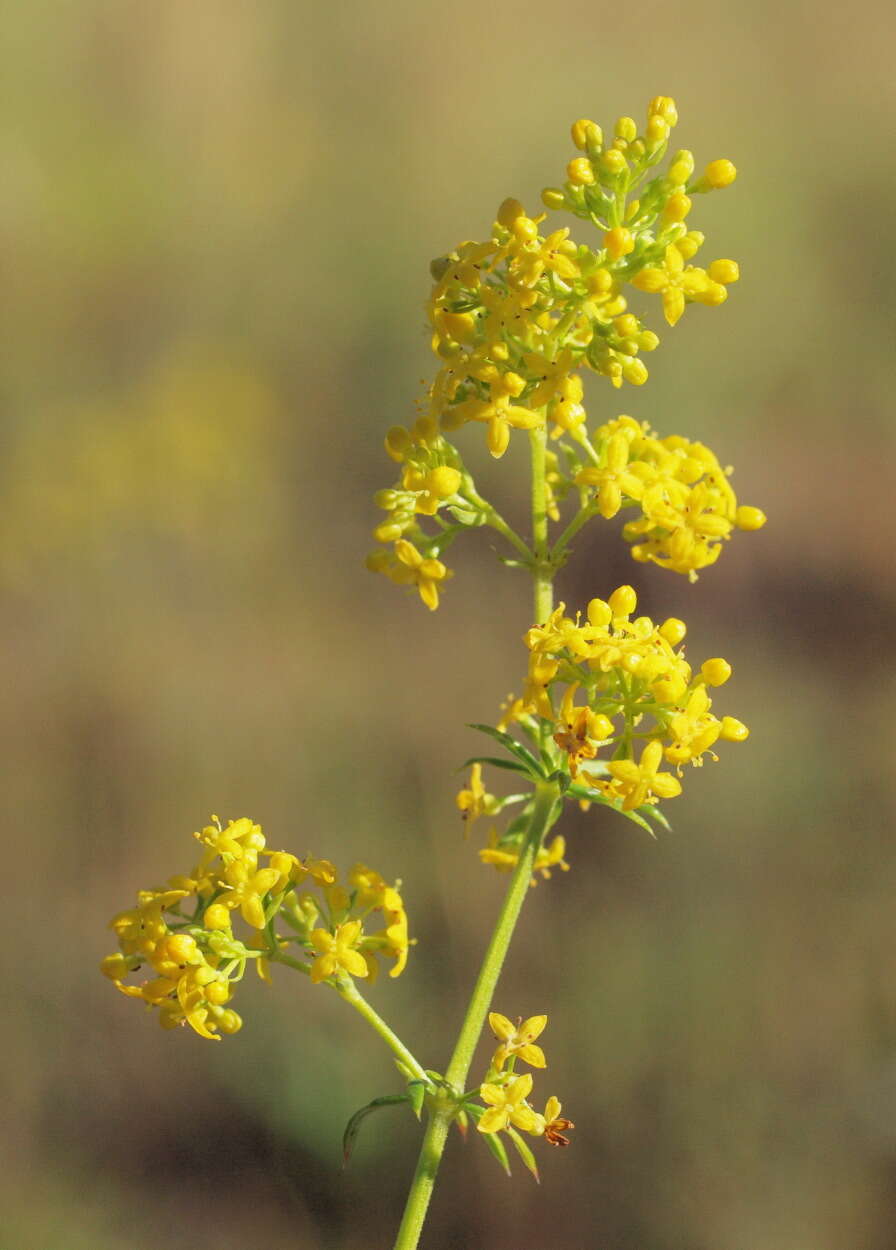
474,1013,573,1149
462,587,748,871
369,96,760,609
575,415,766,579
101,817,411,1039
426,96,739,459
523,586,748,805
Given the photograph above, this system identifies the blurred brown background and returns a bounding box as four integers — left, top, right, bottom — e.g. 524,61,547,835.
4,3,895,1248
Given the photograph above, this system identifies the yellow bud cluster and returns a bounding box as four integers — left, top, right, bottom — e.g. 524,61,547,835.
101,819,412,1038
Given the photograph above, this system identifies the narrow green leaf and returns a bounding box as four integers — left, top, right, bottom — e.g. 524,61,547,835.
342,1094,410,1166
641,803,672,832
460,756,530,775
505,1126,540,1183
467,724,546,777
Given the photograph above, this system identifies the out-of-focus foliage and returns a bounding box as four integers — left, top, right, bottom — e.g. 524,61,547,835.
5,2,896,1249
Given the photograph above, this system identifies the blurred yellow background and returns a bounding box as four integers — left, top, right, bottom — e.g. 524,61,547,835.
5,3,896,1247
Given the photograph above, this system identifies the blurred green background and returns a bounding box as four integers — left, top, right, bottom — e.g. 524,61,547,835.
5,3,895,1247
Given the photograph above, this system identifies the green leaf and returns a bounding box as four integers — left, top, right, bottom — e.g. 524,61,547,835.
407,1080,427,1120
467,724,546,778
505,1126,540,1183
464,1105,511,1175
342,1094,410,1165
482,1128,512,1174
641,803,672,832
460,756,531,775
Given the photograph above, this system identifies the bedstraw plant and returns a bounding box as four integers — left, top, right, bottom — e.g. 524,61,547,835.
102,95,765,1249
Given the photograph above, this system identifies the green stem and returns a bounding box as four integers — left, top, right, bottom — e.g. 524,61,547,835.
393,783,560,1250
392,419,559,1250
529,423,553,624
443,782,559,1089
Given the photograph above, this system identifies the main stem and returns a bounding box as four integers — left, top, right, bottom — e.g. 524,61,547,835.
392,423,557,1250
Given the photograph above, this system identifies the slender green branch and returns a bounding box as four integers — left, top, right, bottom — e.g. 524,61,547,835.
271,953,429,1084
336,979,430,1084
551,498,600,560
463,484,535,562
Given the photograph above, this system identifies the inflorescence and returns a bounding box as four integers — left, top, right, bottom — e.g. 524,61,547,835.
368,95,765,609
102,817,410,1040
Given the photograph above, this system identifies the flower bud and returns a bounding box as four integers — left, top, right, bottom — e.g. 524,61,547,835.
204,903,231,931
701,658,732,686
541,187,567,210
426,466,462,499
663,192,692,222
608,585,637,617
708,258,740,284
648,95,678,126
735,505,767,531
604,226,634,260
599,149,627,176
567,157,595,186
702,159,737,189
667,150,695,184
659,617,687,646
720,716,749,742
614,116,637,142
571,118,602,150
496,197,525,227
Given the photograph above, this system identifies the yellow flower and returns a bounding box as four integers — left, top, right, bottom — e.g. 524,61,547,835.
575,431,646,519
309,920,369,984
631,243,725,327
219,859,281,930
602,739,682,810
552,685,614,778
456,763,498,832
393,539,451,611
451,371,543,459
664,684,723,767
480,830,570,885
477,1073,541,1135
540,1096,575,1147
488,1012,548,1070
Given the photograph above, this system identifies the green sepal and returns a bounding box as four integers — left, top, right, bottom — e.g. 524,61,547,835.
467,724,545,778
342,1094,410,1166
455,1107,469,1139
460,756,531,776
407,1080,427,1120
505,1125,541,1183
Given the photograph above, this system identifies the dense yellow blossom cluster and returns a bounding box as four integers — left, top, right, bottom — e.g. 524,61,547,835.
368,96,764,608
577,415,765,578
463,586,748,874
101,817,410,1039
